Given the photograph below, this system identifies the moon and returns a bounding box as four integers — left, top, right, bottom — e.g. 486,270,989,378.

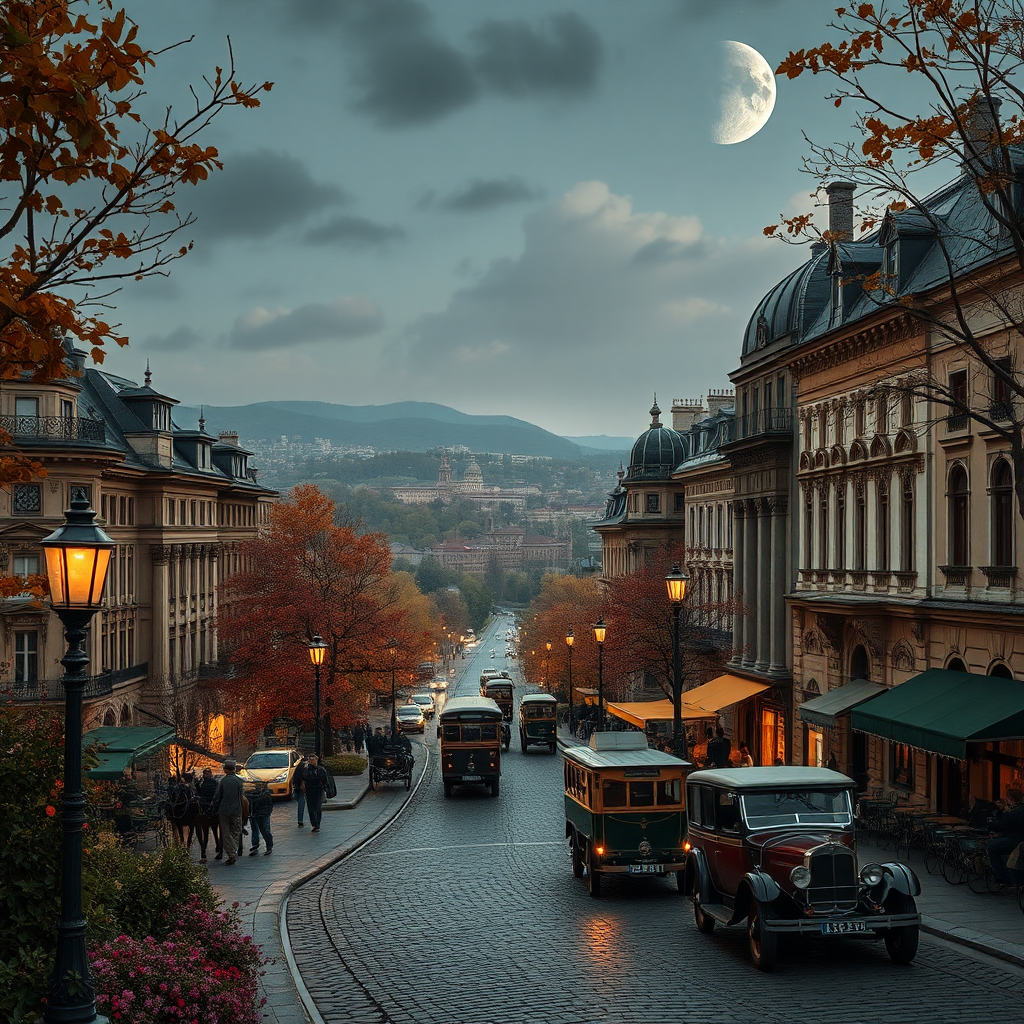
712,41,776,145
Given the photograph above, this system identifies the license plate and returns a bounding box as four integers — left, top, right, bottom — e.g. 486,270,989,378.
821,921,866,934
461,775,481,782
628,863,661,874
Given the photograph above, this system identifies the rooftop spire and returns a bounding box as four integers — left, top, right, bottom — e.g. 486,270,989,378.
199,406,206,431
649,394,662,428
144,360,152,387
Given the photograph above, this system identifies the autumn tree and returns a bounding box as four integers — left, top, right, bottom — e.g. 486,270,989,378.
215,486,431,748
768,1,1024,518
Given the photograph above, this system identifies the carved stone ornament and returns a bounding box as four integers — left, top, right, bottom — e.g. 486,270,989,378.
816,613,844,651
803,629,823,655
890,639,915,671
852,618,886,660
150,545,172,564
910,620,924,645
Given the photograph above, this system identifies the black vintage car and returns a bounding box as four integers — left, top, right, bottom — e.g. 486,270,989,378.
684,767,921,971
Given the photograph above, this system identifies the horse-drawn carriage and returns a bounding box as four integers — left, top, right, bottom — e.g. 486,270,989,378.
369,747,414,790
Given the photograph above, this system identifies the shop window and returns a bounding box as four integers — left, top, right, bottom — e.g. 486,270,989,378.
890,742,915,788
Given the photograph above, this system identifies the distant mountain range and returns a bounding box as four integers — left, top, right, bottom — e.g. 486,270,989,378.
563,434,634,453
172,400,624,459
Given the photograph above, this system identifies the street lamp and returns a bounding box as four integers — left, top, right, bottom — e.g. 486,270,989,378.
40,489,114,1024
565,629,574,737
593,617,606,731
308,635,328,758
665,563,691,757
388,638,398,736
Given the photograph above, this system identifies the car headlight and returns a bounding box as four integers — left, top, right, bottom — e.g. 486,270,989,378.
790,865,812,889
272,772,288,782
860,863,884,886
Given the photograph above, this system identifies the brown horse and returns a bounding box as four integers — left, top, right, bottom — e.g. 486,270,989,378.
165,775,199,847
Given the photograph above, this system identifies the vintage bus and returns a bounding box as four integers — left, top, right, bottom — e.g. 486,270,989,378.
564,732,690,897
519,692,558,754
438,696,503,798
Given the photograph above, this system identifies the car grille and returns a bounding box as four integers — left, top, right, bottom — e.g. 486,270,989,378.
806,846,858,911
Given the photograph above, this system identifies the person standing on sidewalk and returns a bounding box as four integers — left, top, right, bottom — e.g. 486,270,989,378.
214,759,245,866
295,755,308,827
248,780,274,856
353,723,365,754
987,788,1024,884
302,754,329,833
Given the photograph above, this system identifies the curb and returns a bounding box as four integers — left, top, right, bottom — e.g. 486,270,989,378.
266,746,430,1023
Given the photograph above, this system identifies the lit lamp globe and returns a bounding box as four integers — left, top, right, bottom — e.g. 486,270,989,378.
665,563,690,606
308,635,328,666
41,493,115,611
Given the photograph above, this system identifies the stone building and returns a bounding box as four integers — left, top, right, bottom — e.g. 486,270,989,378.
430,527,570,574
0,345,275,750
390,450,535,511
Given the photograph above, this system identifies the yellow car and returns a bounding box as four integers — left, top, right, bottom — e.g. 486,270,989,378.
239,748,304,799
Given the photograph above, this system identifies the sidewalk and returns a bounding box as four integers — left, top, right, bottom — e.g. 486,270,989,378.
557,726,1024,968
206,746,429,1024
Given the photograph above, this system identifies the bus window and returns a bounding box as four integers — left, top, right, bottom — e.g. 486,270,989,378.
443,725,461,742
461,725,481,742
481,724,498,740
602,778,627,808
629,781,655,807
657,778,682,805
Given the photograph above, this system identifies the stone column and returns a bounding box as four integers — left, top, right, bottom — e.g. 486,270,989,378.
742,499,758,669
730,501,746,665
209,545,220,661
769,497,789,675
756,499,771,672
149,546,171,692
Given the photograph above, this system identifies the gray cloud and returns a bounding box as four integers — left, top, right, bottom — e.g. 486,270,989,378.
630,237,713,266
471,12,602,97
186,150,346,240
436,177,543,212
228,297,384,350
303,214,406,247
143,325,203,352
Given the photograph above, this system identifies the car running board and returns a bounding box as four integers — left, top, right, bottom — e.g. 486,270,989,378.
699,904,734,924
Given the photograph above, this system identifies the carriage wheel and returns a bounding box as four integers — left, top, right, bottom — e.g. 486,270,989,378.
570,833,584,878
369,771,377,791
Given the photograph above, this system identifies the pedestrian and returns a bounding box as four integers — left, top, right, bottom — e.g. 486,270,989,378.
302,754,329,833
295,755,308,827
248,779,274,856
340,725,352,752
987,788,1024,884
353,722,365,754
213,759,245,866
368,727,386,757
737,741,754,767
194,766,220,862
707,726,732,768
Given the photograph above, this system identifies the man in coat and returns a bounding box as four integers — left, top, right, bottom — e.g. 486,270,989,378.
302,754,329,833
214,759,245,865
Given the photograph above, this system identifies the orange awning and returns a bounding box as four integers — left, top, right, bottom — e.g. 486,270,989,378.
605,699,716,729
678,674,769,716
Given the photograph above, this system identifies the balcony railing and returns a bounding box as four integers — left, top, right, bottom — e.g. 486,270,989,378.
944,411,970,433
0,414,106,444
734,407,793,441
2,662,148,703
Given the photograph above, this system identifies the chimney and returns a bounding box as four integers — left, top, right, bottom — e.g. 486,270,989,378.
825,181,856,241
962,93,1003,175
706,388,735,418
671,397,706,430
218,430,239,447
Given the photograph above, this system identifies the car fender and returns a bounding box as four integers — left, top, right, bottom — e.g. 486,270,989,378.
685,847,713,900
732,870,782,924
878,862,921,899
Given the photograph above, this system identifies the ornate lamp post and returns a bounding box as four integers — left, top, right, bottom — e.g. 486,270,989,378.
388,638,398,737
308,635,328,758
565,629,574,736
665,563,691,757
40,490,114,1024
593,617,607,732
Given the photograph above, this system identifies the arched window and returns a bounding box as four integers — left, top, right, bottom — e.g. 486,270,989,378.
803,490,814,569
103,709,116,727
877,478,890,570
991,460,1014,566
949,465,970,565
851,644,871,681
835,485,847,569
854,480,866,571
989,662,1013,679
900,473,915,572
818,487,829,569
946,656,967,673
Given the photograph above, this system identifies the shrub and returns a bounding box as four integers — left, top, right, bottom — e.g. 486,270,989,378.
91,897,268,1024
322,754,366,775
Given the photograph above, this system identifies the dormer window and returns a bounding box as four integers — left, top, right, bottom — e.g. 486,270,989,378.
152,404,170,431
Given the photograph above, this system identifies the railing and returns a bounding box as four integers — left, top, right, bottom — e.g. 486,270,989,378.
945,411,969,433
734,407,792,441
0,414,106,443
2,662,148,703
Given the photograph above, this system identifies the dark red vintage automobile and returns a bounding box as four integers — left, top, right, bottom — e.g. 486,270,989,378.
684,767,921,971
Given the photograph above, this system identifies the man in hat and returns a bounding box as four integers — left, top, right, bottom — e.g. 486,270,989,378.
213,759,245,865
248,779,274,856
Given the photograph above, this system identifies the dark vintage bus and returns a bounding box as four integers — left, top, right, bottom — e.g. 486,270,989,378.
438,696,503,798
519,692,558,754
564,732,690,897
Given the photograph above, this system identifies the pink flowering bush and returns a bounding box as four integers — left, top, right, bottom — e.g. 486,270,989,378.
90,897,268,1024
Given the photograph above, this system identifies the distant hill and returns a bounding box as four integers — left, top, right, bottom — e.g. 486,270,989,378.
174,400,584,459
564,435,633,455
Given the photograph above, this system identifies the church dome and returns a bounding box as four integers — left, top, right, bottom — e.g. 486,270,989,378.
626,399,684,481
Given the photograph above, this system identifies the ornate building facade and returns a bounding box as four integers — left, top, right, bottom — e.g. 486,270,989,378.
0,345,275,748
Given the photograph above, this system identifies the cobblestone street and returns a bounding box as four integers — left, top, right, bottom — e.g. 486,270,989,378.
285,637,1024,1024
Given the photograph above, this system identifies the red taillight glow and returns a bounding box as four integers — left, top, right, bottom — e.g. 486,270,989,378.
595,846,605,856
683,842,691,852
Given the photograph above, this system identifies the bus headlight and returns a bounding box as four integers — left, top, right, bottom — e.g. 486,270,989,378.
790,865,812,889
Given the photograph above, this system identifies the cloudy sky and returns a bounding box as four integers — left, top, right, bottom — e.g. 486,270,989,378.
107,0,856,438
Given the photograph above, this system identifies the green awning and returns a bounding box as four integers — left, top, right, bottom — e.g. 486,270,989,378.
851,669,1024,759
83,726,176,779
799,678,886,730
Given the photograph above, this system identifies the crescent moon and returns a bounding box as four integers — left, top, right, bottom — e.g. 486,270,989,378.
712,41,777,145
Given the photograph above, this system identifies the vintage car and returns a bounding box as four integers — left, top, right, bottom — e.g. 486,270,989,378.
565,732,690,897
519,692,558,753
684,767,921,971
438,696,503,797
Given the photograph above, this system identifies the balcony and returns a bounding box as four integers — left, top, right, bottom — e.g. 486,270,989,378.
734,407,793,441
1,414,106,444
944,411,970,434
2,662,147,703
